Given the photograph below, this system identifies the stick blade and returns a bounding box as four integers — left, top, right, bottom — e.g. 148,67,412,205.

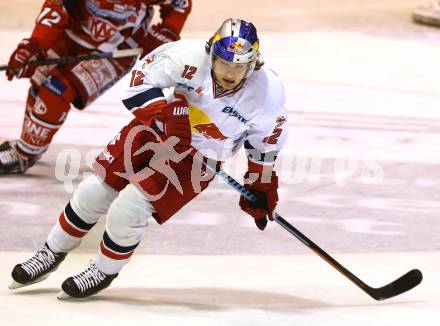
370,269,423,301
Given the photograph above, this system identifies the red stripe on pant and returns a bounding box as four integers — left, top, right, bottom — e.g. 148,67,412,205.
59,212,88,238
100,241,134,260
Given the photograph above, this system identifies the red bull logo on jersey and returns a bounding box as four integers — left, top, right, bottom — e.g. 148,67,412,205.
276,115,287,127
146,55,156,64
193,123,228,141
190,106,229,141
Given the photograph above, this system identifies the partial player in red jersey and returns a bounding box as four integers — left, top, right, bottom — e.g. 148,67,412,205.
0,0,191,174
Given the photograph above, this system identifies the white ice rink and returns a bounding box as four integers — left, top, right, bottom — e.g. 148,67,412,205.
1,2,440,325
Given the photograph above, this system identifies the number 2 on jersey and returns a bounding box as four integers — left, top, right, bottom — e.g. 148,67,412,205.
263,128,282,144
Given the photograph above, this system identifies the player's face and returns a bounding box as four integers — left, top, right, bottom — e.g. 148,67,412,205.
212,56,250,89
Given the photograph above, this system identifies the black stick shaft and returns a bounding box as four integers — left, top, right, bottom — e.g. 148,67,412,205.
0,48,142,72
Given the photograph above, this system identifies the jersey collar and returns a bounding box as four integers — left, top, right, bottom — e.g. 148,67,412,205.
211,72,245,99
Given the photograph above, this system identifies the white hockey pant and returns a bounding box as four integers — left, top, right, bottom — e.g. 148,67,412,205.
46,174,154,274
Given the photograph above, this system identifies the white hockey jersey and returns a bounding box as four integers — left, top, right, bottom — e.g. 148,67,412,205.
122,39,288,163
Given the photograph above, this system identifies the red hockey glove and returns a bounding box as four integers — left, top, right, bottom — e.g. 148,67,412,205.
239,167,279,231
163,99,191,152
6,38,46,81
140,24,180,57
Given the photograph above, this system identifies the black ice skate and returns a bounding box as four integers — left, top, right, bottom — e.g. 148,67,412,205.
9,243,67,290
0,141,39,174
57,261,118,299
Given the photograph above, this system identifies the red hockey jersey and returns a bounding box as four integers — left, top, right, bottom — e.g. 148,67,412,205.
31,0,191,52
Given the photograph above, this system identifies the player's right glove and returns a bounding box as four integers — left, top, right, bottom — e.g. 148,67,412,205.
162,99,192,153
239,162,279,231
6,38,46,81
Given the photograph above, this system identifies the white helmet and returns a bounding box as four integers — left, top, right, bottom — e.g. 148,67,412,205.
210,18,260,78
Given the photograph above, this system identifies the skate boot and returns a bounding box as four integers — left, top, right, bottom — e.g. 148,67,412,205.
9,243,67,290
57,261,118,299
413,1,440,27
0,140,39,174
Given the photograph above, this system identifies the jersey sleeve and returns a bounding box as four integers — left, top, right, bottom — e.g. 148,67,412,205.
30,0,70,50
159,0,192,35
244,77,288,167
121,44,182,125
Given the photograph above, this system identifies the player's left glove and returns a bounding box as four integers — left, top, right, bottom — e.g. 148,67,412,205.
139,24,179,57
6,38,46,81
239,164,279,231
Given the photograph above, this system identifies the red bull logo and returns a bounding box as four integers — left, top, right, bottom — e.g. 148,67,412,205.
193,123,228,141
190,105,229,141
276,116,287,127
145,55,156,66
227,41,244,54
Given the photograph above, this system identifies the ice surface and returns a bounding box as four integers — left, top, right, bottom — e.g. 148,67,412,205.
1,1,439,324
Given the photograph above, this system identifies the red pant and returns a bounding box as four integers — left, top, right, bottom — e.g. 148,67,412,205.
94,119,219,224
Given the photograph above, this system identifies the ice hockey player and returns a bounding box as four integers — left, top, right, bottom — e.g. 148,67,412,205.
0,0,192,174
412,1,440,26
8,18,288,299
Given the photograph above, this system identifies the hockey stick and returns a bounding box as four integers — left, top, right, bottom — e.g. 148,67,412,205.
0,48,143,72
198,158,423,301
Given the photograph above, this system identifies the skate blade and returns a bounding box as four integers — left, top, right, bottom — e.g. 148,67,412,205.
8,273,50,290
57,291,71,300
9,280,26,290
